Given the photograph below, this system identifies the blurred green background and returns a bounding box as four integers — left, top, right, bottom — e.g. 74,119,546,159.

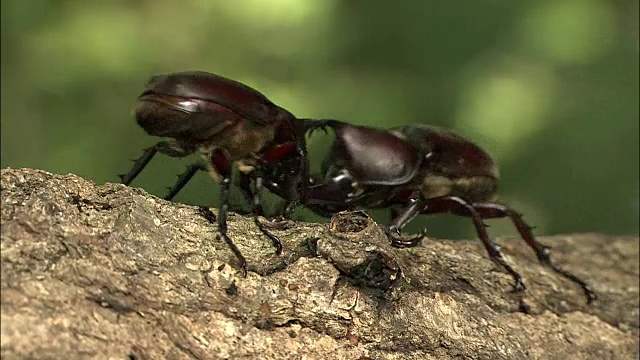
2,0,638,240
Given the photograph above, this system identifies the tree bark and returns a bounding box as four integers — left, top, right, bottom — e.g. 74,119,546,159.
1,168,638,360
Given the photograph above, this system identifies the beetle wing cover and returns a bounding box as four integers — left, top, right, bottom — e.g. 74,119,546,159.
145,71,293,125
327,122,421,186
134,99,236,141
394,125,499,180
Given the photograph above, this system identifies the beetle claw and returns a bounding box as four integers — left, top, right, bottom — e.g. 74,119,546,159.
511,279,526,293
384,226,425,248
253,216,285,255
238,266,248,277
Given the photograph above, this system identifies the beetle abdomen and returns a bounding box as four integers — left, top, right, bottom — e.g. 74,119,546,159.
419,174,498,202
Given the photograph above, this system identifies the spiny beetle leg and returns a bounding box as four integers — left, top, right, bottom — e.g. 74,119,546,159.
385,226,426,248
385,198,427,248
200,177,247,276
470,202,596,303
164,162,207,200
251,175,283,255
119,140,196,186
119,146,158,185
422,196,527,293
256,218,291,231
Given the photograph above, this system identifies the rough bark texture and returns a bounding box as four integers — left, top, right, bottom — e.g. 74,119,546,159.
1,168,638,360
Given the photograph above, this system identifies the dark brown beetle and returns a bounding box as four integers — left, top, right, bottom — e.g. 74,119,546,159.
119,71,314,275
292,119,596,302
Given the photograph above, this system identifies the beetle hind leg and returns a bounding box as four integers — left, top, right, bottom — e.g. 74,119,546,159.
199,205,248,277
250,175,284,255
422,196,526,293
469,202,596,303
207,176,248,276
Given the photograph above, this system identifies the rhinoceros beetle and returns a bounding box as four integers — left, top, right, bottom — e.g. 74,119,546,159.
119,71,315,275
287,119,595,303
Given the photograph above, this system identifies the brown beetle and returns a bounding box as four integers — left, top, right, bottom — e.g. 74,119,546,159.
287,119,595,302
120,71,313,274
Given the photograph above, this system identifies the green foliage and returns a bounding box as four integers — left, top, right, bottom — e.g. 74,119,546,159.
2,0,638,239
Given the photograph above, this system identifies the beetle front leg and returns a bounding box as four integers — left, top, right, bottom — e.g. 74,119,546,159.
386,199,427,248
296,140,310,205
251,174,284,255
119,140,196,185
213,176,248,276
204,149,249,275
422,196,526,292
470,202,596,303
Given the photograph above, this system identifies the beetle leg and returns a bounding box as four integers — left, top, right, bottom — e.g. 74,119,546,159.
119,140,196,185
164,162,208,200
213,176,248,276
298,143,310,205
237,172,255,206
238,169,291,217
281,201,300,219
258,140,306,216
251,174,284,255
389,207,400,222
422,196,526,293
386,198,427,248
119,146,157,185
469,202,596,303
270,146,305,217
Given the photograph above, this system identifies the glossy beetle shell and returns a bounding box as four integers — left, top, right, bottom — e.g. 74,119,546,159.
322,122,422,186
134,71,296,142
392,125,500,202
141,71,288,124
